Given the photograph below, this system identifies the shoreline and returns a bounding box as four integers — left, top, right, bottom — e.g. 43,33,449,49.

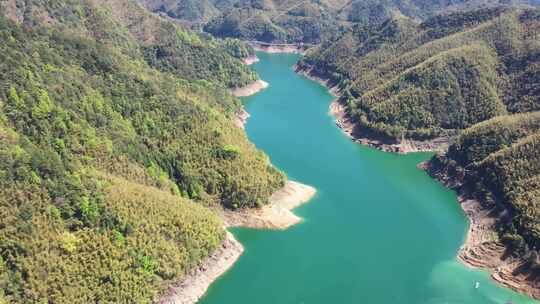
230,79,269,97
158,232,243,304
247,41,309,54
329,100,449,154
242,54,259,65
424,162,540,300
295,66,449,154
223,181,317,230
457,198,540,299
159,181,316,303
234,106,250,129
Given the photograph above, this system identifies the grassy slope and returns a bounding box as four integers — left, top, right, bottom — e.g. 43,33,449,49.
0,0,284,302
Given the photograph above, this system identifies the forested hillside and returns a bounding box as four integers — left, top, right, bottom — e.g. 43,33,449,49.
428,112,540,273
139,0,537,43
1,0,258,88
0,0,284,302
336,0,537,24
139,0,344,43
298,7,540,141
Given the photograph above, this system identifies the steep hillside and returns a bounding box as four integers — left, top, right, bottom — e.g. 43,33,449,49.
0,1,284,302
337,0,537,24
428,112,540,281
1,0,258,88
139,0,537,43
298,8,540,141
203,0,342,44
137,0,221,22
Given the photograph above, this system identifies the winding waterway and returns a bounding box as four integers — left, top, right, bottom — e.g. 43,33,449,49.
199,53,536,304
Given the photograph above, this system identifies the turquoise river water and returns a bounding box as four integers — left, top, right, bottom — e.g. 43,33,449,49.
199,53,536,304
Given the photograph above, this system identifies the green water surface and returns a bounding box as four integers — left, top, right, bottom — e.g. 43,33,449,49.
199,53,536,304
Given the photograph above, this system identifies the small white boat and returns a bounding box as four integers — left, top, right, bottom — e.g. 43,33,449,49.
474,281,480,289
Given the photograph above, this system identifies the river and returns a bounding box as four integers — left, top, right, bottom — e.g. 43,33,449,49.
199,52,535,304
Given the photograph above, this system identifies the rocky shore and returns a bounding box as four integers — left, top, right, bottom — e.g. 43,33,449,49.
295,67,449,154
242,54,259,65
158,232,244,304
330,100,449,154
425,162,540,300
230,79,269,97
234,107,250,129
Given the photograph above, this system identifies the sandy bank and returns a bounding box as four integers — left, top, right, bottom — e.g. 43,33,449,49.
425,163,540,300
242,54,259,65
231,80,269,97
158,232,244,304
223,181,317,230
296,66,449,154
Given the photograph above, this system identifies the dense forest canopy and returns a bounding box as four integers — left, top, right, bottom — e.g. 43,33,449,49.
428,112,540,273
138,0,539,43
298,7,540,140
0,0,284,302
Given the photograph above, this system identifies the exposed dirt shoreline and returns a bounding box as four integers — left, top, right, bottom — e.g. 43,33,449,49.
242,54,259,65
158,181,316,304
230,79,269,97
423,162,540,300
222,181,317,230
247,41,309,54
295,67,449,154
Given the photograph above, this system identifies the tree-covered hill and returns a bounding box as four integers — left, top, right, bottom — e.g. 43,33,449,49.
0,0,284,302
138,0,538,43
337,0,538,24
1,0,258,88
203,0,344,44
139,0,346,44
298,7,540,141
428,112,540,274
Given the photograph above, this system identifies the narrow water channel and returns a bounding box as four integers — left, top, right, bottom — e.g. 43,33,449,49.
199,52,535,304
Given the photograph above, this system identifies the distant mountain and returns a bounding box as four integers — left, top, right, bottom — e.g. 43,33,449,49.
136,0,222,22
138,0,345,43
337,0,539,23
138,0,539,43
